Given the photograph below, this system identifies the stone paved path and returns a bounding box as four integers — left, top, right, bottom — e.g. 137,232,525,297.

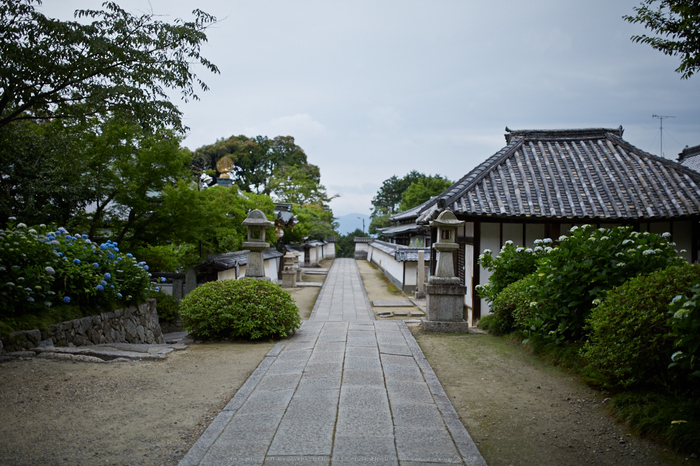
180,258,486,466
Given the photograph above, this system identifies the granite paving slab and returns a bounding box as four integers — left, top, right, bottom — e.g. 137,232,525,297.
372,299,413,307
179,259,486,466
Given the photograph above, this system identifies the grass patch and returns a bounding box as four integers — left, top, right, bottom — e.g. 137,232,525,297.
609,391,700,454
516,335,700,454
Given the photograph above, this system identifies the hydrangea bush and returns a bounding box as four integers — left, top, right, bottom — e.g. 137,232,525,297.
0,220,152,318
476,239,551,303
668,284,700,380
526,225,684,345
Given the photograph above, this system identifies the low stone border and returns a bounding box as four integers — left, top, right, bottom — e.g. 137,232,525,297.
1,299,164,354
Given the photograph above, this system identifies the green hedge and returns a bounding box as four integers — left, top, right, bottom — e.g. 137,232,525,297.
180,279,300,340
582,263,700,389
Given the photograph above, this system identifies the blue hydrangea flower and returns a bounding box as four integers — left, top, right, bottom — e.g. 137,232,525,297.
45,266,55,275
100,243,108,250
93,262,99,268
161,277,166,282
117,293,123,298
82,234,89,239
126,253,133,258
110,285,115,289
73,258,81,264
100,280,107,286
104,272,111,280
63,296,71,303
96,285,104,291
155,286,160,291
144,265,149,271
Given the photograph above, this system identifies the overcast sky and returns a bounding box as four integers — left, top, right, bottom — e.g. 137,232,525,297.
41,0,700,217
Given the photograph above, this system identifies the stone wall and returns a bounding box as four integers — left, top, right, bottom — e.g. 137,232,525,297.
1,300,164,353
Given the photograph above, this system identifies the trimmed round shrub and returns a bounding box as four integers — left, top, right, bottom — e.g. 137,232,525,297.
582,263,700,389
180,279,301,340
485,274,536,335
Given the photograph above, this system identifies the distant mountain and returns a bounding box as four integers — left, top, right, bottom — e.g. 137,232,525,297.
335,213,370,236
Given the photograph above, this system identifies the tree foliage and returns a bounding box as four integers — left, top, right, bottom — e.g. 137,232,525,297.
624,0,700,78
192,135,313,194
335,228,368,258
398,176,453,212
0,0,218,131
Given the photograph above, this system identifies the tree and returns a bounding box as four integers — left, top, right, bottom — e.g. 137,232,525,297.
192,135,313,194
0,118,95,225
268,164,336,205
0,0,218,131
336,228,367,258
70,116,195,246
369,171,451,232
282,204,337,243
370,171,427,218
624,0,700,78
398,176,453,212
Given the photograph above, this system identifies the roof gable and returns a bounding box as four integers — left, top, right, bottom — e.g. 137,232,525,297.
417,127,700,223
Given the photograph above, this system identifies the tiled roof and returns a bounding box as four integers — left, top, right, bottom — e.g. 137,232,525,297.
417,127,700,223
194,248,283,271
390,197,437,222
368,240,430,262
678,144,700,173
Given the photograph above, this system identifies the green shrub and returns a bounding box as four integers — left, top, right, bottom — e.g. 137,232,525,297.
582,263,700,389
668,283,700,380
149,290,180,322
476,240,549,303
486,275,536,335
180,279,300,340
526,225,684,345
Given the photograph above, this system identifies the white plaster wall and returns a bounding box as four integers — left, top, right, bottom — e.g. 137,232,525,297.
526,223,545,246
216,258,280,282
369,246,404,289
502,223,523,245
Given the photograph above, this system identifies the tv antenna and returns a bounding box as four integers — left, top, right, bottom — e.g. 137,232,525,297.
652,114,675,157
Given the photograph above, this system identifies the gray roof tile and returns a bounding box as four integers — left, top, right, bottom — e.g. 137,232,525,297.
417,127,700,223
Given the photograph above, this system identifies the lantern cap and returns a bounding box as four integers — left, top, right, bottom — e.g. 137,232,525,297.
429,209,463,228
242,209,274,227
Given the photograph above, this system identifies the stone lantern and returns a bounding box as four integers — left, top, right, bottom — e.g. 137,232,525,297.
242,209,274,280
423,209,470,332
